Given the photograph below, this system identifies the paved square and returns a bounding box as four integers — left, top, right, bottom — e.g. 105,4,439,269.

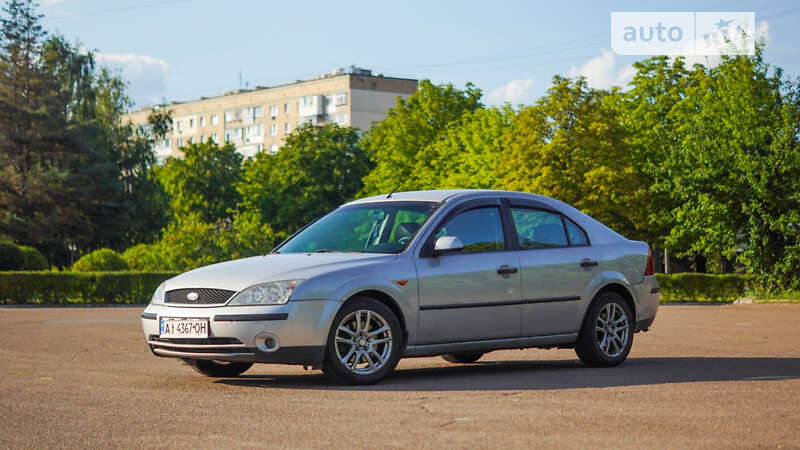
1,305,798,448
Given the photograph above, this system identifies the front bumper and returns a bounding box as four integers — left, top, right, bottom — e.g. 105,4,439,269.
141,299,341,366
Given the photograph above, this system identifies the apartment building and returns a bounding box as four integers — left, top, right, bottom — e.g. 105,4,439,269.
123,67,417,162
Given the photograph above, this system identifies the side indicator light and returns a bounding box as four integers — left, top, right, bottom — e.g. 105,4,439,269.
394,280,408,286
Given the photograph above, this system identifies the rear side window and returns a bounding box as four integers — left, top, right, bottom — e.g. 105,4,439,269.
564,217,588,246
511,208,567,248
435,207,505,253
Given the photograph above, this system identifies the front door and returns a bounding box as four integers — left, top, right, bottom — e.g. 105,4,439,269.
415,203,522,344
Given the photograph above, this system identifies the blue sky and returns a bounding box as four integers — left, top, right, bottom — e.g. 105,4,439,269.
38,0,800,109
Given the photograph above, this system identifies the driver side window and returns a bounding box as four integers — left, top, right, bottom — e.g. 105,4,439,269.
436,207,505,253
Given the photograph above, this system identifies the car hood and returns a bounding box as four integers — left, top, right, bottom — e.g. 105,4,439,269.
164,253,396,292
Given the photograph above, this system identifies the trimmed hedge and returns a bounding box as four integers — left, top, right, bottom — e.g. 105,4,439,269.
0,272,178,305
19,246,49,270
72,248,129,272
656,273,748,303
0,242,25,270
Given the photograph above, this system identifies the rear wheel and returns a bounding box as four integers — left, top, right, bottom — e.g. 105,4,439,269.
322,297,403,384
442,352,484,364
184,359,253,377
575,291,633,367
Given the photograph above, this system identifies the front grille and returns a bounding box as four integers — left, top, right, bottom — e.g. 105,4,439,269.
148,336,243,345
165,288,236,305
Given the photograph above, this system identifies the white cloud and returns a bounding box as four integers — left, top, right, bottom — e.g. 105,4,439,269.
96,53,169,107
487,78,535,105
568,50,635,90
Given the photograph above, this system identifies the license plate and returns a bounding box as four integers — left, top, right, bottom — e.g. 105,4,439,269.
159,317,208,339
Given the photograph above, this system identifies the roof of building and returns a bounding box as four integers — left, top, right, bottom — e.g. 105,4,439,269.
128,67,417,114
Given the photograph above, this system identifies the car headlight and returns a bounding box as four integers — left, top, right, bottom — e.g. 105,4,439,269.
228,280,302,306
150,282,165,305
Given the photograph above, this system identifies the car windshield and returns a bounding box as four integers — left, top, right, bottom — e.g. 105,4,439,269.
276,201,439,254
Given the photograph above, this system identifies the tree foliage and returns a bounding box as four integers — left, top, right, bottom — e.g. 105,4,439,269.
158,140,242,224
0,1,165,264
499,76,646,239
359,80,483,195
239,123,371,234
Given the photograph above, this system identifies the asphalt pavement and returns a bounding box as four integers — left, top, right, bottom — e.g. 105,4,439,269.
1,304,798,448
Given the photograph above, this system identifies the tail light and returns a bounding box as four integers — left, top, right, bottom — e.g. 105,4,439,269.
644,248,654,276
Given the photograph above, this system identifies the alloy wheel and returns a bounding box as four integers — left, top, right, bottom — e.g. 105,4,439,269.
334,309,393,375
595,302,630,358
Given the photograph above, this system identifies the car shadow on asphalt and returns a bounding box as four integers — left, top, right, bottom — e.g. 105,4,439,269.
214,357,800,391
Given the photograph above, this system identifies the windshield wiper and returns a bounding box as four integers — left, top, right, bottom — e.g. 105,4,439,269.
313,249,335,253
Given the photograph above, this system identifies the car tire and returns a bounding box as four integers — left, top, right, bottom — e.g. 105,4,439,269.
322,296,403,385
442,352,484,364
184,359,253,377
575,291,634,367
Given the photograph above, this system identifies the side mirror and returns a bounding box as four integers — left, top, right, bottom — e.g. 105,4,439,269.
433,236,464,256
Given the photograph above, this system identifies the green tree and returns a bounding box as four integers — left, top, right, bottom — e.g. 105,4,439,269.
411,106,515,190
238,123,371,234
158,140,243,224
500,76,646,239
654,49,800,284
360,80,483,195
0,2,167,262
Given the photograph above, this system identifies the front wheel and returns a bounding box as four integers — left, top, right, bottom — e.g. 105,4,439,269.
575,292,633,367
184,359,253,377
322,297,403,384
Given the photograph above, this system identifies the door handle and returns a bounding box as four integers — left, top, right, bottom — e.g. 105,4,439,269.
497,265,518,275
580,259,598,268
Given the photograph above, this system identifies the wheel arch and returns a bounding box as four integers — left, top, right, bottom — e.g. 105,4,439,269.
592,282,636,322
341,289,409,347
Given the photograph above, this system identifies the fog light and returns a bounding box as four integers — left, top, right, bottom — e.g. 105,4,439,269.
255,332,280,353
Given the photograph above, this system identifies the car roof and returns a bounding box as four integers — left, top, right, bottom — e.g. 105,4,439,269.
344,189,542,205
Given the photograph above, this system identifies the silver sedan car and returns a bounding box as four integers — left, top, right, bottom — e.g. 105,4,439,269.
142,189,659,384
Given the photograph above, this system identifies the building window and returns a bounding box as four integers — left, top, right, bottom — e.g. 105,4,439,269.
225,110,241,122
335,93,348,106
177,138,184,147
284,103,290,113
269,105,278,118
246,124,263,138
210,115,219,125
270,124,278,136
335,113,348,125
199,116,206,127
253,105,263,117
199,135,204,143
188,137,195,144
176,120,182,132
189,118,194,128
325,95,336,114
303,96,314,106
256,144,264,152
211,133,218,144
270,144,279,154
284,123,290,134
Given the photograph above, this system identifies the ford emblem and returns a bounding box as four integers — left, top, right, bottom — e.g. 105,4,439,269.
187,292,199,301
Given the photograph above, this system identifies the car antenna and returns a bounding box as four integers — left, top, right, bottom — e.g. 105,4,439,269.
386,165,420,198
386,181,404,199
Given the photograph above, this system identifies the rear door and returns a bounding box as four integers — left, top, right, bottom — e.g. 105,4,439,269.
415,198,522,344
506,200,599,336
